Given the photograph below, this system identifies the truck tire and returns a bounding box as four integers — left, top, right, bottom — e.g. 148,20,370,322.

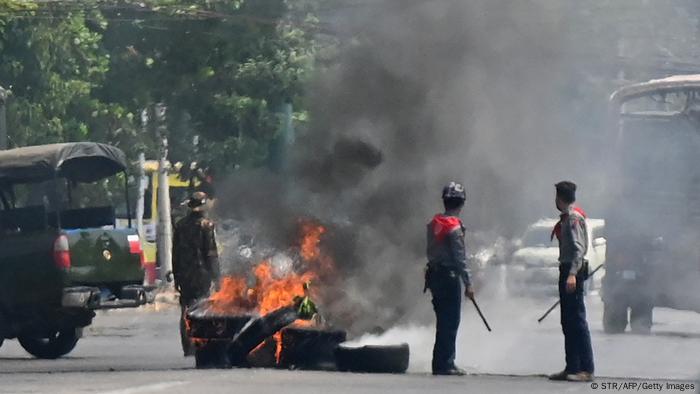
630,304,653,335
18,328,81,359
603,302,628,334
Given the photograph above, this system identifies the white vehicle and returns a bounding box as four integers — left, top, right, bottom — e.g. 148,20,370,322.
506,218,606,297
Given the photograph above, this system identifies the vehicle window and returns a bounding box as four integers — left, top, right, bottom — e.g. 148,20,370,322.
622,92,688,116
69,176,127,210
12,180,62,210
590,226,605,240
522,226,552,247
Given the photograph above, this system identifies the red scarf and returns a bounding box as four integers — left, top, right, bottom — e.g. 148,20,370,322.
551,206,587,241
431,214,462,242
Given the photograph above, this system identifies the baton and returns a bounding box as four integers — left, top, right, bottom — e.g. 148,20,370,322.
537,299,561,323
470,297,492,332
537,264,605,323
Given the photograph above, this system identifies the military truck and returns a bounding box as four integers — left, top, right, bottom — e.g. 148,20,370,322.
603,75,700,334
0,142,147,358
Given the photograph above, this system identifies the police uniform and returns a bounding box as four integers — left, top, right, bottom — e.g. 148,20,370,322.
551,193,595,380
172,193,220,356
425,182,471,375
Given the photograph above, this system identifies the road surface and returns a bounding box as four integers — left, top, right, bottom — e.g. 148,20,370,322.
0,294,698,393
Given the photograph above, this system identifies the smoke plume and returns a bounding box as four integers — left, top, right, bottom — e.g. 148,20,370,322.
215,0,699,336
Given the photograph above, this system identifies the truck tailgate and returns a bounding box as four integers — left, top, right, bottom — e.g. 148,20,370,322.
65,228,144,286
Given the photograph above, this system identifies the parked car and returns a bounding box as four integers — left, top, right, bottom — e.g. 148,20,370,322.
0,142,148,359
506,218,606,297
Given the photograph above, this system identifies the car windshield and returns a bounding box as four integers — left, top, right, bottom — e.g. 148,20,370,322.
522,226,552,247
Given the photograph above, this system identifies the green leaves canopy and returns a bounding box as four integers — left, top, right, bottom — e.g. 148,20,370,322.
0,0,319,170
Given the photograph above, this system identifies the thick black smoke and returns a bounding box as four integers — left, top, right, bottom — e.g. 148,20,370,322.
214,0,582,333
215,0,698,333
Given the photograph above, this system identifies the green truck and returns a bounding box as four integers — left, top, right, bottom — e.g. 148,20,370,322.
0,142,147,358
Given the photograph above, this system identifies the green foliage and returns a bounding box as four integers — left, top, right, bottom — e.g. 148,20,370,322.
0,7,113,146
0,0,321,171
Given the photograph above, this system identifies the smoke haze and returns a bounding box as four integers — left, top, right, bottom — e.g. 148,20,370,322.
215,0,700,345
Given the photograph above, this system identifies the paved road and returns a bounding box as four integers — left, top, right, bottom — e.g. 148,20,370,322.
0,295,698,393
3,369,697,394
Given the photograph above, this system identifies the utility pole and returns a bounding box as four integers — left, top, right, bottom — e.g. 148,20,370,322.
155,103,173,288
136,152,146,246
0,86,9,150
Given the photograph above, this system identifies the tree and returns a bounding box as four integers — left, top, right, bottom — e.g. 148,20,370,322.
0,0,322,172
0,5,122,148
98,0,319,170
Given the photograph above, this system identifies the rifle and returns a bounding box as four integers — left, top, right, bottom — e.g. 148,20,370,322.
537,264,605,323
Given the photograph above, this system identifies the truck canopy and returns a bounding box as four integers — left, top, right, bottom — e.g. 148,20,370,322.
0,142,127,184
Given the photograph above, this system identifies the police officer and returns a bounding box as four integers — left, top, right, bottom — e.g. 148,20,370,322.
548,181,595,382
172,191,221,356
425,182,474,376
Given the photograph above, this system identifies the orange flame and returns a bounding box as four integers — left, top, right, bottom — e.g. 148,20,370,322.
205,219,335,364
300,221,325,261
208,277,253,314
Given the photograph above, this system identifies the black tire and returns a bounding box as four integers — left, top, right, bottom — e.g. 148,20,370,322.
195,340,232,369
603,302,628,334
630,304,653,335
18,328,81,359
278,327,347,370
335,343,409,374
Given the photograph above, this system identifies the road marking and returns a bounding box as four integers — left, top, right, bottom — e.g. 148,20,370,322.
98,381,188,394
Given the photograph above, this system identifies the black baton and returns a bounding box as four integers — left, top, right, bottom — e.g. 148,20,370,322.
471,297,492,332
537,264,605,323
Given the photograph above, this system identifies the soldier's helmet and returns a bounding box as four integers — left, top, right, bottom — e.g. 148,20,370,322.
442,182,466,201
187,191,208,212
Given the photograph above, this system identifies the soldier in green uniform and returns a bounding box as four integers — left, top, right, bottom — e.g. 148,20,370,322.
172,191,220,356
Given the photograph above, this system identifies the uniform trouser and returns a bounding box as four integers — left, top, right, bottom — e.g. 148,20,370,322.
179,287,210,356
428,268,462,372
559,264,595,374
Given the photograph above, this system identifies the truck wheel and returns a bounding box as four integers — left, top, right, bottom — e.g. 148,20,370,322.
603,302,628,334
18,328,80,359
630,304,653,335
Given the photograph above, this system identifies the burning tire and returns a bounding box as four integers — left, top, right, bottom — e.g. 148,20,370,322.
195,340,232,369
335,343,409,374
18,327,81,359
227,307,299,367
279,327,347,370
